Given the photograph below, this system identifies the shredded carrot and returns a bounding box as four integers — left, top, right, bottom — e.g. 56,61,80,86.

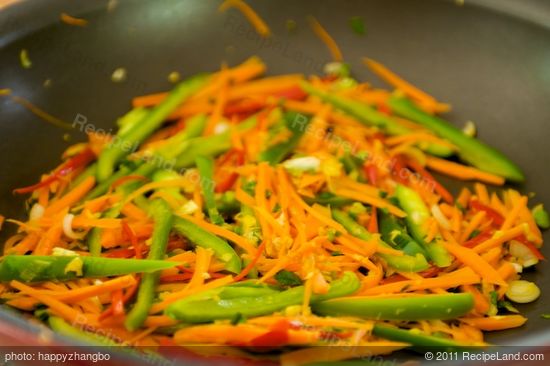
44,176,95,216
10,281,94,326
307,16,343,62
60,12,88,27
363,58,450,113
219,0,271,37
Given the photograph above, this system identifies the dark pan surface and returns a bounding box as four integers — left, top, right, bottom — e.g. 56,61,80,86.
1,0,550,352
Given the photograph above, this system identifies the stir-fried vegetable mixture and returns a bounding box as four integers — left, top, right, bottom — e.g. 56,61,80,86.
0,55,547,365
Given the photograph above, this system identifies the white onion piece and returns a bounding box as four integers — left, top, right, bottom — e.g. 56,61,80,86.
506,280,540,304
431,204,451,230
29,203,45,221
62,214,85,240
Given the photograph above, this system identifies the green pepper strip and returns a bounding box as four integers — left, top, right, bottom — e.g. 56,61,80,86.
96,74,208,181
388,96,524,182
196,156,224,225
332,209,429,272
394,184,452,267
372,323,475,351
259,112,312,165
125,199,173,331
378,208,428,258
532,204,550,230
304,192,354,207
238,204,262,279
84,165,132,201
165,271,359,323
172,216,241,274
48,316,116,346
313,293,474,320
86,116,206,255
300,82,454,157
0,255,178,282
175,114,258,168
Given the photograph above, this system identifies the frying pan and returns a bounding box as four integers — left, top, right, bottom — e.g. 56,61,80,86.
1,0,550,361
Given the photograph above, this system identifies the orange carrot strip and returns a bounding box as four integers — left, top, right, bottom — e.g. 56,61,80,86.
443,242,506,286
10,281,94,325
308,16,343,61
425,156,505,186
362,267,480,295
460,315,527,331
219,0,271,37
44,176,95,216
51,275,137,303
363,58,450,113
60,12,88,27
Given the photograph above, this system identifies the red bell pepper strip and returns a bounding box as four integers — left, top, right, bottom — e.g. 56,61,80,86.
122,221,142,259
469,200,505,226
462,229,493,248
249,319,290,347
224,99,266,116
13,148,96,194
98,275,140,321
377,102,392,115
273,86,308,101
391,155,410,185
363,164,378,186
406,159,453,204
215,149,245,193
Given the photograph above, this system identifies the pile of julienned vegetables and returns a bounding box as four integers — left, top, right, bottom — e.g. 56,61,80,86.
1,56,549,365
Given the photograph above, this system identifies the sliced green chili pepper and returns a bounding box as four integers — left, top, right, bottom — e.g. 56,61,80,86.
165,271,359,323
394,184,452,267
332,209,429,272
0,255,178,282
195,155,224,225
301,82,454,157
172,216,241,274
372,323,473,351
388,96,524,182
125,198,173,331
259,112,311,165
175,114,258,168
378,208,428,258
97,74,208,181
313,293,474,320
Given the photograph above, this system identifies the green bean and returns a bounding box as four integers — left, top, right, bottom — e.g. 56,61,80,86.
313,293,474,320
388,96,524,182
301,82,454,157
0,255,178,282
97,74,208,181
394,184,452,267
332,210,429,272
172,216,241,274
195,156,224,225
125,198,173,331
165,272,360,323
